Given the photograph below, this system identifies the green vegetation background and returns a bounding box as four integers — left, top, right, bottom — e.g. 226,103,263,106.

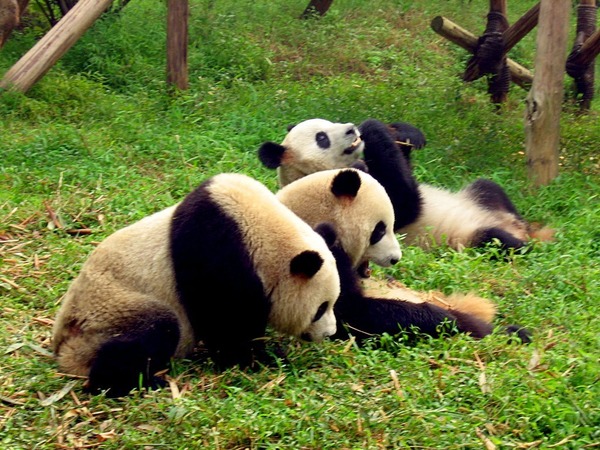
1,0,598,448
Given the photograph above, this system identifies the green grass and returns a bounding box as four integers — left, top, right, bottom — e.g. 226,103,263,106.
1,0,599,448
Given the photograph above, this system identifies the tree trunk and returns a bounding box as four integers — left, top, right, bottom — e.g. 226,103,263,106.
300,0,333,19
166,0,188,91
524,0,570,186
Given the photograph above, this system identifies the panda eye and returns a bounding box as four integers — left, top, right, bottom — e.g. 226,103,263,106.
316,132,331,149
370,221,386,245
312,301,329,323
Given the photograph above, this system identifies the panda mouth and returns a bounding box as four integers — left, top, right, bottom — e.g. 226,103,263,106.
343,136,363,155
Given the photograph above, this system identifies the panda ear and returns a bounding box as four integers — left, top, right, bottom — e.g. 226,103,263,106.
290,250,324,279
314,223,338,249
331,169,361,199
258,142,286,169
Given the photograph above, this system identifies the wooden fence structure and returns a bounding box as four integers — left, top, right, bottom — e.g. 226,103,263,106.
1,0,598,186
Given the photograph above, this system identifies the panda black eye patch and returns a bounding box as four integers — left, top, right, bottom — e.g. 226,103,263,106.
312,301,329,322
316,132,331,149
370,221,386,245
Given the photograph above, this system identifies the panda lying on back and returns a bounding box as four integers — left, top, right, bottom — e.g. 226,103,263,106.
52,173,341,397
259,118,553,252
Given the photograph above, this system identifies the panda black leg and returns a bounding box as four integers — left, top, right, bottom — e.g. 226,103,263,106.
473,227,527,252
86,314,180,398
504,325,532,344
464,179,522,216
449,309,494,339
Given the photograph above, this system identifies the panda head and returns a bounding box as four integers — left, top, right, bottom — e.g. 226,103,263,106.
258,119,364,186
276,168,401,270
268,240,340,342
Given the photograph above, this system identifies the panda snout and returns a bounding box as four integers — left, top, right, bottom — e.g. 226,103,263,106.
390,257,399,266
342,127,362,155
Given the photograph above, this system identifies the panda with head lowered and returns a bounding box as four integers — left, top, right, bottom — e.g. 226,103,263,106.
52,173,341,397
275,168,523,343
259,118,553,252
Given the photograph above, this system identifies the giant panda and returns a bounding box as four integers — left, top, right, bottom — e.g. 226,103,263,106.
259,118,553,252
52,173,341,397
315,224,499,342
259,118,364,187
276,169,526,342
276,168,402,271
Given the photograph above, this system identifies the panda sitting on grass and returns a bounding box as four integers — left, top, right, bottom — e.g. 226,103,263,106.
52,173,342,397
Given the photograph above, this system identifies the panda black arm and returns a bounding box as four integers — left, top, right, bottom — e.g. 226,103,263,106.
387,121,427,164
324,227,492,343
333,294,493,343
358,119,422,231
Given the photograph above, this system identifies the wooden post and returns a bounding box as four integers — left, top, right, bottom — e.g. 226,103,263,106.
524,0,570,186
0,0,114,92
0,0,19,48
300,0,334,18
166,0,188,91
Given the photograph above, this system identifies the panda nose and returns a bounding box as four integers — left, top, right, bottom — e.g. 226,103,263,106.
390,258,399,265
300,332,310,341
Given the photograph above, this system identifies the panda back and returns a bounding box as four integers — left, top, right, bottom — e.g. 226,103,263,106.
170,173,339,338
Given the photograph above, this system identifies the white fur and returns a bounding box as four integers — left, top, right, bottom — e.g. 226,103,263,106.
278,119,363,186
401,184,529,250
52,173,341,380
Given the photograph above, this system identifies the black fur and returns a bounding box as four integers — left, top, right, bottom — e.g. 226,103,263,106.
387,121,427,165
330,168,362,198
258,142,286,169
170,179,272,369
290,251,324,278
87,312,180,397
359,119,423,231
315,225,495,343
472,227,527,251
360,119,531,252
464,178,523,217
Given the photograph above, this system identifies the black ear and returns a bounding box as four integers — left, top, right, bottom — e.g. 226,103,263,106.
331,169,361,199
258,142,286,169
290,250,324,279
314,223,338,249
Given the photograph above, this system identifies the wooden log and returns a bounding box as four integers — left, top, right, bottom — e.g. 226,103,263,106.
431,15,533,88
572,28,600,67
524,0,570,187
0,0,114,93
504,2,539,51
166,0,188,91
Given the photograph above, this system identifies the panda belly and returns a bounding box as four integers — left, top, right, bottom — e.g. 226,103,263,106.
400,184,520,250
52,207,195,378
